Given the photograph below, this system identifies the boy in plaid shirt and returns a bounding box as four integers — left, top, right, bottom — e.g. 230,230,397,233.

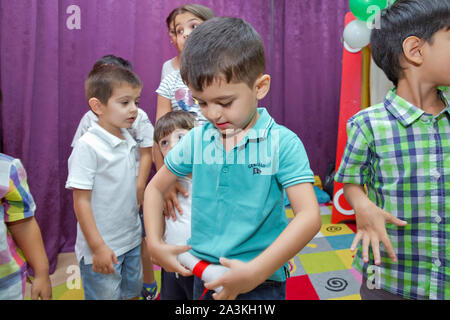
335,0,450,300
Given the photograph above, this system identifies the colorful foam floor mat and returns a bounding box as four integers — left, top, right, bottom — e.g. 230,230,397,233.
285,205,361,300
26,204,361,300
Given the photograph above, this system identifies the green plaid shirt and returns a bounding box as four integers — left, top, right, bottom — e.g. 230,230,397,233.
335,88,450,300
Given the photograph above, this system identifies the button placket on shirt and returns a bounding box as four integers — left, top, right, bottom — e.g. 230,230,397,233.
427,116,444,299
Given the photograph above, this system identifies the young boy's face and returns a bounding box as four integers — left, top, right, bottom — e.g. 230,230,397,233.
422,28,450,87
191,75,269,138
96,83,141,135
158,128,190,157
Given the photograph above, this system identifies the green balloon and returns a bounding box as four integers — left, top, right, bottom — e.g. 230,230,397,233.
438,86,449,93
350,0,388,21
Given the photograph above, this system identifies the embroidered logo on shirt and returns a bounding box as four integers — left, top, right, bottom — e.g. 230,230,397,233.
253,168,261,175
248,163,267,175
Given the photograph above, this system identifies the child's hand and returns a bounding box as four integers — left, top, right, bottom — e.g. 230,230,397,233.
351,201,407,265
163,181,188,221
149,242,192,277
205,258,262,300
30,274,52,300
92,244,118,274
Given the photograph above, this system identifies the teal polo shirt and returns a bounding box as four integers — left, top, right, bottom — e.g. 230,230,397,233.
165,108,314,281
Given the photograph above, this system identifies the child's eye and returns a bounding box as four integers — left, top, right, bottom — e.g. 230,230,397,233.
178,134,185,141
159,140,168,147
220,101,232,107
177,29,183,35
122,101,129,106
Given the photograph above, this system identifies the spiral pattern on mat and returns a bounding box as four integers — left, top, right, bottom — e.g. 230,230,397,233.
325,277,348,292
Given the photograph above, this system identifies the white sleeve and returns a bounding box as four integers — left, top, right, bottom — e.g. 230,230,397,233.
155,73,174,100
71,111,97,147
161,59,176,81
66,139,97,190
134,109,154,148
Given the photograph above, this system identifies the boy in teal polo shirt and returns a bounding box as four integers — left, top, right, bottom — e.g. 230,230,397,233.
144,17,321,300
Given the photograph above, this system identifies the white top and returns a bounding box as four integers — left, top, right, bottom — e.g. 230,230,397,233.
163,176,192,246
156,70,207,126
71,108,154,172
66,122,142,264
161,58,177,81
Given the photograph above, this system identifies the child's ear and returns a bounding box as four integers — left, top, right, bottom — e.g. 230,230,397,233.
254,74,271,100
402,36,425,66
88,97,103,115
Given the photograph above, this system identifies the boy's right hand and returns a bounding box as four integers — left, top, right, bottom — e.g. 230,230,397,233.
163,181,188,221
149,242,192,277
350,201,407,265
92,244,118,274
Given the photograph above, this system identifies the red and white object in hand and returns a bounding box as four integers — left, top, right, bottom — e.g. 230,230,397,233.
178,251,229,293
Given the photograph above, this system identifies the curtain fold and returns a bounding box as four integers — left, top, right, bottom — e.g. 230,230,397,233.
0,0,349,273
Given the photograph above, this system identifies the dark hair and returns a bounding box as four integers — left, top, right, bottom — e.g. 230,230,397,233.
85,64,142,105
371,0,450,86
92,54,133,70
180,17,266,92
166,4,215,33
154,111,196,144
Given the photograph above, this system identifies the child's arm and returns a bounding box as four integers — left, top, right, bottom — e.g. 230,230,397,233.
143,165,192,276
72,189,118,274
136,147,152,208
343,183,407,265
7,217,52,300
206,182,321,300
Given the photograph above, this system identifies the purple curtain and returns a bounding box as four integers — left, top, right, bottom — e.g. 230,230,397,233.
0,0,349,273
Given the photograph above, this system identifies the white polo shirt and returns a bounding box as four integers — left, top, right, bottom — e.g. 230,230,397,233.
71,108,154,175
163,176,192,246
66,122,142,264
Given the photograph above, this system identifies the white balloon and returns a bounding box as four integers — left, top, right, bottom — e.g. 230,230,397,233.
343,19,371,50
343,41,362,53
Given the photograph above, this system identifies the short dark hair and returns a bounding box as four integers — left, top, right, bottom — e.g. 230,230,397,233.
92,54,133,70
85,64,142,105
154,110,196,144
371,0,450,86
180,17,266,91
166,4,215,32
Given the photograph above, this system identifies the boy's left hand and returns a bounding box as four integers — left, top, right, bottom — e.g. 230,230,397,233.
204,258,262,300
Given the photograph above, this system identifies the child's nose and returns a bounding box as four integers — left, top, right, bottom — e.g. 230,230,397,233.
209,104,221,120
169,139,178,150
184,28,194,38
129,102,138,114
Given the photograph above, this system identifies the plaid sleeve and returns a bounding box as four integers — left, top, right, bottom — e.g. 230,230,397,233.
4,159,36,223
334,117,371,185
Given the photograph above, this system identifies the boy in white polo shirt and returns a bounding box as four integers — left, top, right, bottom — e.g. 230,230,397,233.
66,64,143,300
144,17,322,300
